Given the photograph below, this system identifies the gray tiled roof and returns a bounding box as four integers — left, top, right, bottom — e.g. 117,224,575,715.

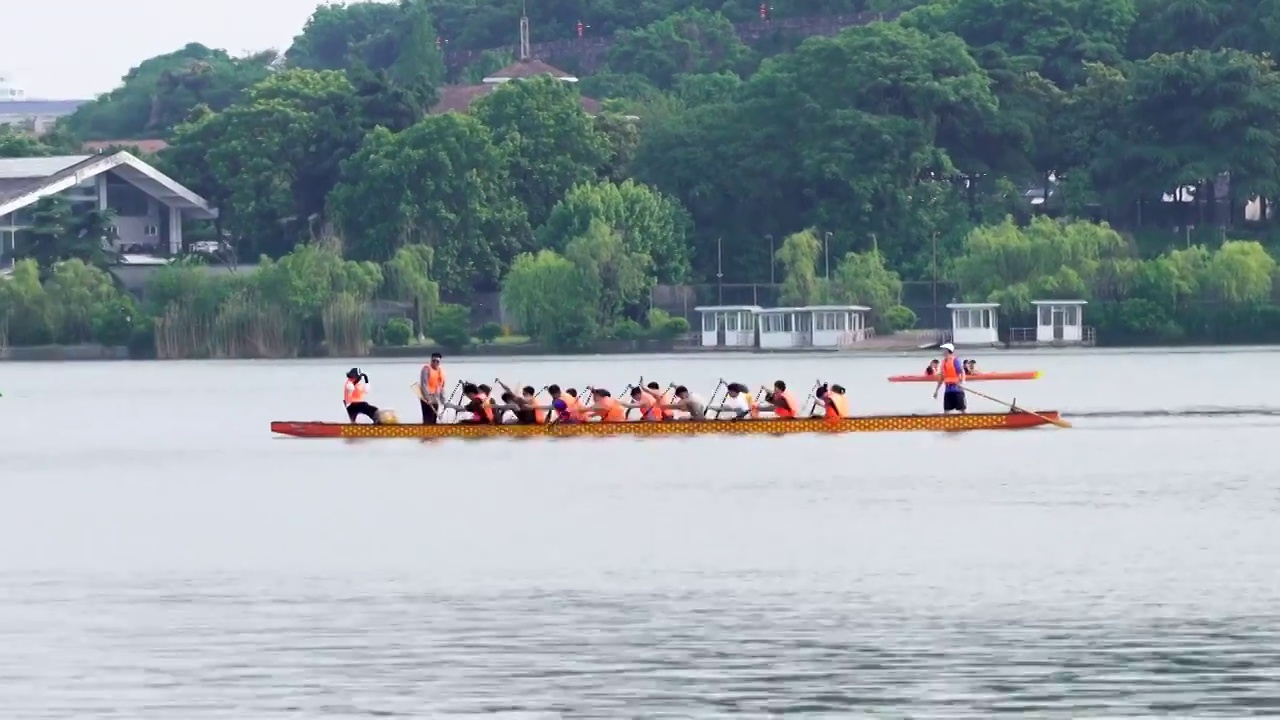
0,99,86,117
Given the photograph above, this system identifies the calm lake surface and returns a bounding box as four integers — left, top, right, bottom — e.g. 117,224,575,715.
3,348,1280,718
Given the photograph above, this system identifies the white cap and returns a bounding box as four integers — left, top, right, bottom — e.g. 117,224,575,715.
940,343,955,352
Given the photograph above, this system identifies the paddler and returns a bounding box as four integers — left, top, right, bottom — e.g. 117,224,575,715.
933,343,967,413
964,359,977,376
418,352,446,424
644,381,676,420
583,388,627,422
815,384,850,419
343,368,382,423
757,380,800,417
925,359,940,376
663,385,708,419
496,380,546,424
713,383,758,418
444,383,496,424
621,386,662,420
545,385,579,423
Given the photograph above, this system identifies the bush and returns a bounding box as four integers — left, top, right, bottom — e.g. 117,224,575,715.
881,305,917,332
611,318,646,340
381,317,413,346
127,319,156,359
475,321,502,344
427,303,472,349
646,308,690,340
91,296,136,346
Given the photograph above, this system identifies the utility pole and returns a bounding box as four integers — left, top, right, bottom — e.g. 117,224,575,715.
716,236,724,304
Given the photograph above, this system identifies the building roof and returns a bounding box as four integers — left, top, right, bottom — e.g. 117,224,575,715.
83,139,169,155
946,302,1000,308
1030,300,1087,305
430,84,601,115
0,99,86,117
804,305,872,312
694,305,763,312
483,59,578,83
0,151,216,220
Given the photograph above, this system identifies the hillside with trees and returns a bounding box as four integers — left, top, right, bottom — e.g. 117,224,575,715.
5,0,1280,356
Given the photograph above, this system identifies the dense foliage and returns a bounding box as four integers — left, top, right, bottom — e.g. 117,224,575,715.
7,0,1280,352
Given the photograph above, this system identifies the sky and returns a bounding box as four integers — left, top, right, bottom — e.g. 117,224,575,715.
1,0,347,99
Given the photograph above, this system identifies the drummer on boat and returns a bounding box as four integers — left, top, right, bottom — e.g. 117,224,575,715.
933,343,967,413
344,368,382,423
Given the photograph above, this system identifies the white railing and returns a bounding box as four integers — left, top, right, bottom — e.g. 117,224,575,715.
1083,326,1097,345
1008,327,1036,344
836,328,875,347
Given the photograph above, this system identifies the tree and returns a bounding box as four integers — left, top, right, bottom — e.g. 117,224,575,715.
427,303,472,349
500,250,599,349
776,229,825,306
62,44,275,139
286,2,402,70
903,0,1137,87
164,69,366,259
1201,240,1276,303
829,250,914,332
472,76,612,230
563,219,654,328
381,245,441,336
1081,50,1280,212
0,260,52,346
607,9,754,89
953,216,1132,312
539,179,692,282
10,197,115,271
328,115,530,293
43,260,128,344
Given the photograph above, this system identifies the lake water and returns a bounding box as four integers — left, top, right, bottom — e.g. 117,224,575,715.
3,348,1280,718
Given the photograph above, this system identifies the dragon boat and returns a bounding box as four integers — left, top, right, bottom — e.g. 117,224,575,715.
270,410,1063,439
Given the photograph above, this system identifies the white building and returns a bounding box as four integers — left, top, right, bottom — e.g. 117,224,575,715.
695,305,759,348
807,305,872,348
1029,300,1092,345
0,151,217,269
946,302,1000,346
757,307,812,350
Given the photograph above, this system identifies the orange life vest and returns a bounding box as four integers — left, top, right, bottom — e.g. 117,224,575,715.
423,365,445,393
473,392,495,422
826,393,849,419
743,391,760,418
596,397,626,422
660,390,675,420
638,393,661,421
344,380,366,405
940,357,962,385
773,390,799,418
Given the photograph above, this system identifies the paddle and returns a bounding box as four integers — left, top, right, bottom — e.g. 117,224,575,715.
706,378,728,418
800,379,822,417
964,387,1071,428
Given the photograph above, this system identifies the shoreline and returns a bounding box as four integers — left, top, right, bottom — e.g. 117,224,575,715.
4,341,1280,362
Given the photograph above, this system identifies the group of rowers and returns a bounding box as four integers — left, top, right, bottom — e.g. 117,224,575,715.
342,352,852,425
341,343,972,425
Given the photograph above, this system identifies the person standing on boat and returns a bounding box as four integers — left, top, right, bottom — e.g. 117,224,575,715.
933,343,967,413
418,352,446,424
344,368,382,423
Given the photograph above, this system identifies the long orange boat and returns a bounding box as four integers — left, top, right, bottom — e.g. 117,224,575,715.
270,411,1063,439
888,371,1041,382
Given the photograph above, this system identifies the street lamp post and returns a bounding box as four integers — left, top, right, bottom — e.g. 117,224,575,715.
824,232,832,280
932,231,939,328
766,234,774,284
716,236,724,304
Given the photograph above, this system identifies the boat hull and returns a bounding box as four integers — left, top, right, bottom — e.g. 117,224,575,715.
270,411,1061,439
888,371,1041,382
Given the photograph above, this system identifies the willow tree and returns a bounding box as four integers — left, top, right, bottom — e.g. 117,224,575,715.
381,245,440,337
776,229,824,306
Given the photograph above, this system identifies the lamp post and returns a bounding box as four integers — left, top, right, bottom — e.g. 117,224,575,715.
716,236,724,304
766,234,774,284
824,232,832,280
932,231,939,328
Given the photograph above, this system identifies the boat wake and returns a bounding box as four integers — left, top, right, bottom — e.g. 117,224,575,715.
1069,406,1280,419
